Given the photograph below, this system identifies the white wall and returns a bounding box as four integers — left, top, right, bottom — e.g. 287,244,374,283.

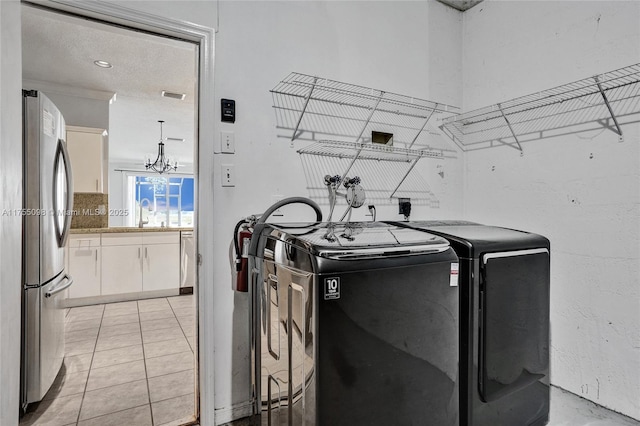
0,1,23,424
462,1,640,419
210,1,463,420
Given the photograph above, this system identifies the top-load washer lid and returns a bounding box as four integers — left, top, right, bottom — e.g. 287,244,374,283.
250,221,451,260
388,220,549,258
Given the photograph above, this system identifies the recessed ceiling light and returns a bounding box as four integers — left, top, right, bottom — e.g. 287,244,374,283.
94,60,112,69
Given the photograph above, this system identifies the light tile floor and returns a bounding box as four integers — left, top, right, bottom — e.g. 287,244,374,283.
20,295,197,426
222,386,640,426
21,293,640,426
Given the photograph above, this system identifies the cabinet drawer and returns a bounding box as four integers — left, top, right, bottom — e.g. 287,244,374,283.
69,234,101,248
101,232,143,246
142,232,180,245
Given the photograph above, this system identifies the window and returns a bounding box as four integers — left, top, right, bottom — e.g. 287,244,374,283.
126,175,194,228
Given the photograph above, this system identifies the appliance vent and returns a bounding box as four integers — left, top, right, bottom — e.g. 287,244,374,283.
161,90,186,100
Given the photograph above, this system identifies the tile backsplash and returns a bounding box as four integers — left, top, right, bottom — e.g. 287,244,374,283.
71,193,109,229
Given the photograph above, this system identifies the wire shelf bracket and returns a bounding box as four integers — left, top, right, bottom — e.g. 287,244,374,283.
408,107,437,149
389,157,420,199
497,103,523,152
440,63,640,152
271,72,460,154
355,91,384,143
291,77,318,145
594,75,622,136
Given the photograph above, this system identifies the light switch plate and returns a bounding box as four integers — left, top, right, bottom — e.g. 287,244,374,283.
221,164,235,187
221,131,235,153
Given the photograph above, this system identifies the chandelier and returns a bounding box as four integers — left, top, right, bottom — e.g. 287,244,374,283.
145,120,177,174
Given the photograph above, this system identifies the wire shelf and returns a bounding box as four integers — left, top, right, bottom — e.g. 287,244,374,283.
441,63,640,151
298,140,441,207
271,72,460,153
297,140,443,162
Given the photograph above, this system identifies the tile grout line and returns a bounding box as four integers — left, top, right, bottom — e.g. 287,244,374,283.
68,402,151,424
147,365,194,381
167,298,196,354
150,390,195,406
76,304,142,421
138,299,155,426
167,296,198,426
164,297,197,425
73,303,106,425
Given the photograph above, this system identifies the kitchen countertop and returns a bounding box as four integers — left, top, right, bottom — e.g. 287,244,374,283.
70,227,193,234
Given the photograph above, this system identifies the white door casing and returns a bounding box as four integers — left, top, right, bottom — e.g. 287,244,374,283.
31,1,216,424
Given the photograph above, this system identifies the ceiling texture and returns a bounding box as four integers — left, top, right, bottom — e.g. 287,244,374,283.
21,5,198,168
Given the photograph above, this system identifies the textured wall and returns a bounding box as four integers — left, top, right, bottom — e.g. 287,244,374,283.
211,1,463,421
462,1,640,419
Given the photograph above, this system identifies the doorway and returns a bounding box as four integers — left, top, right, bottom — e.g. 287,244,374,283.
19,2,213,425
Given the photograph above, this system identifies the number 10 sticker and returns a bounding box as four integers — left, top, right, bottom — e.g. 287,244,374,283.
324,277,340,300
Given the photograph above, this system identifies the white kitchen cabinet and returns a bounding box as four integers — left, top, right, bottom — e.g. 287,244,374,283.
101,232,180,295
66,126,108,193
101,245,143,295
68,235,101,298
142,232,180,291
101,232,143,296
143,243,180,291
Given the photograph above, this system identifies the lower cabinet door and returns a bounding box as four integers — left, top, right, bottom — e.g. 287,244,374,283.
68,246,101,298
142,243,180,291
101,245,143,295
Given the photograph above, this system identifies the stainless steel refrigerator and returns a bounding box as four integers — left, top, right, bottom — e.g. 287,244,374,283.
21,90,74,408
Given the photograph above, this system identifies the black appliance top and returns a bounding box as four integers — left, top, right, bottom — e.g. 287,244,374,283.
389,220,550,259
250,221,450,259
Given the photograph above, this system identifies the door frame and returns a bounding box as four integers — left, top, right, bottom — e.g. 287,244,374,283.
22,1,217,424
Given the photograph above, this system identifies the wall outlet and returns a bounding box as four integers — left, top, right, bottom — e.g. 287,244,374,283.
221,164,235,187
221,131,235,153
398,198,411,219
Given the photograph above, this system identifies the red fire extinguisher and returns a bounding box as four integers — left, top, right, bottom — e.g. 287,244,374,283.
233,221,252,292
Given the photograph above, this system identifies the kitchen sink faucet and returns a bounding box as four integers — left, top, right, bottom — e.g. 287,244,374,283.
139,198,152,228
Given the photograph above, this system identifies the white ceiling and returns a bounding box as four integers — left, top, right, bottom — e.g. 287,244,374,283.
21,5,197,168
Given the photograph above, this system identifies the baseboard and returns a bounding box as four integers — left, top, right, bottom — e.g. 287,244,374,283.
215,401,254,425
64,289,181,307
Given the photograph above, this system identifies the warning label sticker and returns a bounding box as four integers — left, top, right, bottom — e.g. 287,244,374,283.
450,263,459,287
324,277,340,300
43,109,55,137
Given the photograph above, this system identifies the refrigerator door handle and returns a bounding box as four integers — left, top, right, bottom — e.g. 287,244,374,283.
60,138,73,247
53,138,74,248
45,274,74,298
